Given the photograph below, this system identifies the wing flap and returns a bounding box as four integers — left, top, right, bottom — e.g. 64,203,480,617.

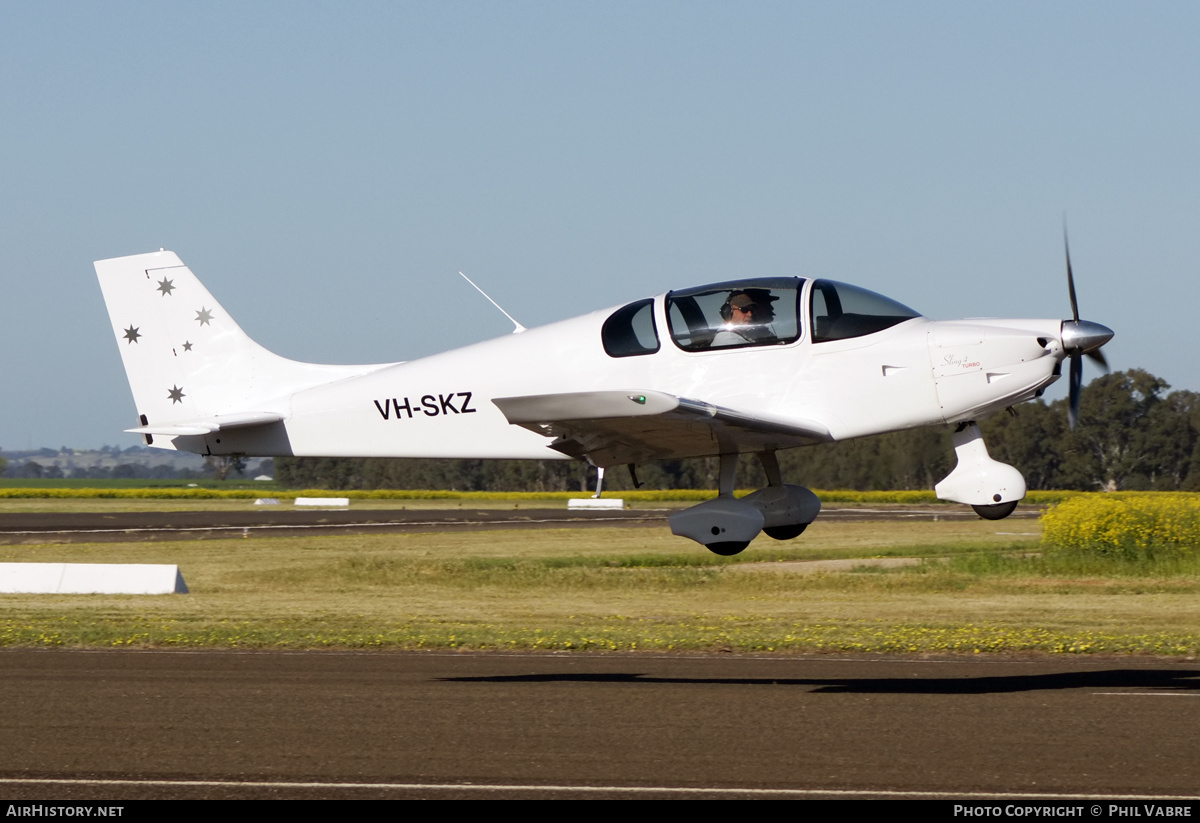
493,391,830,467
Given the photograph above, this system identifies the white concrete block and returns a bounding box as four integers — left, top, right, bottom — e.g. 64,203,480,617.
294,497,350,507
567,498,626,510
0,563,188,594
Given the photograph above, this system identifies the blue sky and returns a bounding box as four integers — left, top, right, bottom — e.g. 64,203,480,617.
2,2,1197,449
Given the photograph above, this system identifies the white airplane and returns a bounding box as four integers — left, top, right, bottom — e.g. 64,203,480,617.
95,245,1112,555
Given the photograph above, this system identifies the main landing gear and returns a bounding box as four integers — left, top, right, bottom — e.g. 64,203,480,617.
666,421,1025,554
668,451,821,555
935,422,1025,520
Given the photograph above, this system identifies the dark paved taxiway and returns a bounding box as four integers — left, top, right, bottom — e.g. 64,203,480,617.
0,504,1039,544
0,650,1196,799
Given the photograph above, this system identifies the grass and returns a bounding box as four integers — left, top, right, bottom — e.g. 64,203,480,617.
1,515,1198,655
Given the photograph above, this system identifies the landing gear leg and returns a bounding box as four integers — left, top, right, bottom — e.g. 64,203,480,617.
758,450,783,487
718,451,738,497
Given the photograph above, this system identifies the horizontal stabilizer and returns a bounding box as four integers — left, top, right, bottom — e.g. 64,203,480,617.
125,411,285,436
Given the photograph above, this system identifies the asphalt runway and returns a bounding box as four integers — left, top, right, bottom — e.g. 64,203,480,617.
0,504,1039,544
0,650,1197,800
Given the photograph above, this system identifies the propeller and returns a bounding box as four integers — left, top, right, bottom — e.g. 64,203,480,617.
1060,226,1114,428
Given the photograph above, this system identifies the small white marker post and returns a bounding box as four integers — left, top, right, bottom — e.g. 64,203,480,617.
570,467,625,509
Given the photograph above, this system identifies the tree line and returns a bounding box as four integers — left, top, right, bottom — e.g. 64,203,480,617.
276,369,1200,493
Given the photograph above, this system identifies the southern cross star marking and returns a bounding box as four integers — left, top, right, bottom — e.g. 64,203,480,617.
122,325,142,344
182,341,193,351
167,385,185,404
156,278,175,296
195,307,214,326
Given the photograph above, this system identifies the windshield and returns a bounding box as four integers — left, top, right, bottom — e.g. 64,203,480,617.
665,277,804,352
809,280,920,343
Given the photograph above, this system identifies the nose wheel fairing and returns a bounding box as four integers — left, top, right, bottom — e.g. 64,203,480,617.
934,422,1026,515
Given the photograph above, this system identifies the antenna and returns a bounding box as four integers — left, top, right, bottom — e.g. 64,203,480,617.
458,271,527,334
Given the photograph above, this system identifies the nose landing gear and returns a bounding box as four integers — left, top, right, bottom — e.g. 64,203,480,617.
935,422,1026,520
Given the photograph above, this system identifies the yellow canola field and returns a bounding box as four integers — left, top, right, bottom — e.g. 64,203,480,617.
1042,492,1200,559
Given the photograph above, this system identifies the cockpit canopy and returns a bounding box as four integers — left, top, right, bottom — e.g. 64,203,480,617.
599,277,922,358
666,277,804,352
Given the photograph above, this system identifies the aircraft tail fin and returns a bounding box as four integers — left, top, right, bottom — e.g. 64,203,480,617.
95,250,393,447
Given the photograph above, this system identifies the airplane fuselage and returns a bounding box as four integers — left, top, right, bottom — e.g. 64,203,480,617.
199,283,1063,463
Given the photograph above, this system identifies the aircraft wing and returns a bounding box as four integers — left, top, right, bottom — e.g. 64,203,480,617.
492,390,831,467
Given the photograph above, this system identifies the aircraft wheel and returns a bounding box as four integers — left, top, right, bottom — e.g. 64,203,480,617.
971,501,1018,520
707,541,750,556
763,523,807,540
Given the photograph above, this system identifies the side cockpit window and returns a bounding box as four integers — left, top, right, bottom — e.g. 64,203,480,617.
810,280,921,343
665,278,803,352
602,298,660,357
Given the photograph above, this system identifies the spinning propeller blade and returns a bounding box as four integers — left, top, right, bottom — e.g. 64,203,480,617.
1060,224,1113,428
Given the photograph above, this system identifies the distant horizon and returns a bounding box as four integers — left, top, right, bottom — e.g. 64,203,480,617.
0,444,210,458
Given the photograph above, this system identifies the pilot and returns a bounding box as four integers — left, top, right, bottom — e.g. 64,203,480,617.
711,289,777,347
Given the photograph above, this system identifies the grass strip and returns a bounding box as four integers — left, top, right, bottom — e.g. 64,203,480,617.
1,518,1197,655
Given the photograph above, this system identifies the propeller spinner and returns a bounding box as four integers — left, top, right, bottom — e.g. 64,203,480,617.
1061,228,1114,428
